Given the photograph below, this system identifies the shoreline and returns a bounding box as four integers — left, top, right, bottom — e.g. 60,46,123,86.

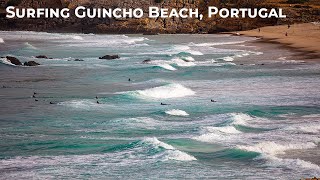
229,23,320,59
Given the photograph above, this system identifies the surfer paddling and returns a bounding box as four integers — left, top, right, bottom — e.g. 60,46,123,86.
161,103,170,106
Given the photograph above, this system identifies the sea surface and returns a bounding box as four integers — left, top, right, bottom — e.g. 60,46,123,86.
0,32,319,179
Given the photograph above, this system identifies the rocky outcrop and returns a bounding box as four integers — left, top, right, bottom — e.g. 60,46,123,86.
24,61,40,66
99,55,120,60
6,56,22,65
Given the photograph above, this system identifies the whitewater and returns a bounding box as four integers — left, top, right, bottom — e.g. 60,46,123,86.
0,31,320,179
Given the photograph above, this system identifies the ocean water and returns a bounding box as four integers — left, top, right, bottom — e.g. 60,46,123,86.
0,31,320,179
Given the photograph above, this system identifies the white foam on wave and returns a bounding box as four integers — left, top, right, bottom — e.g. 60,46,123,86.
194,60,235,67
71,35,83,40
193,126,242,143
112,117,162,130
230,113,253,126
237,141,317,156
146,60,177,71
171,57,196,67
134,83,195,99
285,124,320,134
156,63,177,71
182,56,195,62
58,100,101,109
142,137,196,161
238,141,320,172
0,37,4,43
265,156,320,172
173,45,203,56
165,109,189,116
1,57,16,66
222,56,234,62
24,42,37,49
206,126,242,134
189,41,246,47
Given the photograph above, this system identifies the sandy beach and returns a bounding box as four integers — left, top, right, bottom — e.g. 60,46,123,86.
234,23,320,58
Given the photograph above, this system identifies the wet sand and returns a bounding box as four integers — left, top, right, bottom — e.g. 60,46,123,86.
232,23,320,59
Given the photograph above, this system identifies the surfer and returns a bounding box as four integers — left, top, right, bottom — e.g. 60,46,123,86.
95,96,98,99
128,78,131,82
161,103,170,106
50,102,54,104
35,99,38,102
97,101,100,104
211,99,217,102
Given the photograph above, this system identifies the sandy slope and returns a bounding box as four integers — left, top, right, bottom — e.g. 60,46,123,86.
236,23,320,57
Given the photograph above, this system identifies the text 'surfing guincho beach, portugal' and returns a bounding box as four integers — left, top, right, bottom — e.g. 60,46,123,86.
0,0,320,179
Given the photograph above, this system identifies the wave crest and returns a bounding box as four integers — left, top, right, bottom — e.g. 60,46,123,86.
165,109,189,116
142,137,196,161
237,141,317,156
130,83,195,99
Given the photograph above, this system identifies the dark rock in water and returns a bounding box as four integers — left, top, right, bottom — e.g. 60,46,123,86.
99,55,120,60
36,55,48,59
74,59,84,61
142,59,152,64
24,61,40,66
6,56,22,65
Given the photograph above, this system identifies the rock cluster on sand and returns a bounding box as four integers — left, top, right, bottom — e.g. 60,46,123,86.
99,55,120,60
5,56,40,66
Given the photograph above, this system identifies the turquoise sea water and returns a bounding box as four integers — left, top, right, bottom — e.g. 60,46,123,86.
0,32,319,179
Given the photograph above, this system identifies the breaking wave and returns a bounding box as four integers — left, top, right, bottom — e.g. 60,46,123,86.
24,42,38,49
172,45,203,56
230,113,253,126
1,57,17,66
142,137,196,161
165,109,189,116
57,99,103,110
171,57,196,67
155,64,177,71
124,83,195,99
237,141,317,156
